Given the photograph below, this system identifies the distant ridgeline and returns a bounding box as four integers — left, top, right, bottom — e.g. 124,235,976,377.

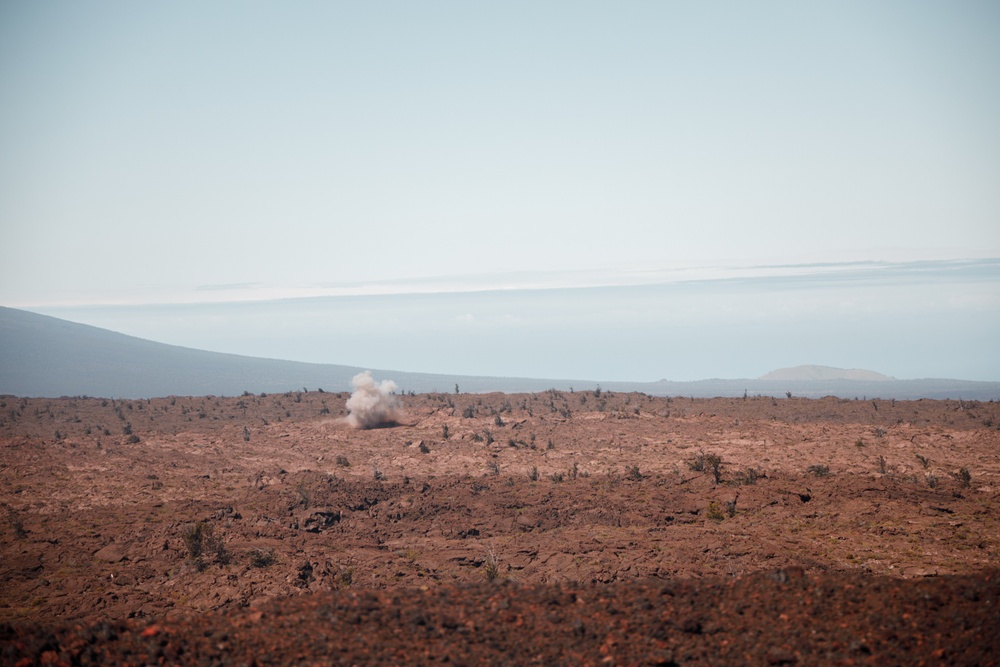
1,307,997,400
604,377,1000,401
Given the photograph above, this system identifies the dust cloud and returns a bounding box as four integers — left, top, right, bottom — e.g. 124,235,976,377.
345,371,400,429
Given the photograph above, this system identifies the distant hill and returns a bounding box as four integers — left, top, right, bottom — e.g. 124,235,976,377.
609,377,1000,401
2,306,998,400
759,365,895,382
0,306,583,397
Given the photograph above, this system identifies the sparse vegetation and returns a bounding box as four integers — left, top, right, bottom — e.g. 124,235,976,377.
1,389,996,649
706,501,725,522
4,504,26,539
183,522,209,560
724,498,737,518
208,532,231,566
483,547,501,582
295,483,312,508
249,548,276,568
951,467,972,488
182,522,229,569
688,450,723,483
732,468,762,486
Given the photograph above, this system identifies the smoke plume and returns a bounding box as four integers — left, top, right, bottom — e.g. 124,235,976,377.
345,371,400,429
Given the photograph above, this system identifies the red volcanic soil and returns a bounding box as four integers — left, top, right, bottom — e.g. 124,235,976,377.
2,391,999,664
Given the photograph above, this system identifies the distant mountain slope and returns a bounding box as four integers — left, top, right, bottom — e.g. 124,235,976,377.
2,306,998,400
760,365,895,382
0,306,361,397
0,306,586,397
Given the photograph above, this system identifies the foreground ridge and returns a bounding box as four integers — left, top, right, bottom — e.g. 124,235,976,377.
4,570,998,665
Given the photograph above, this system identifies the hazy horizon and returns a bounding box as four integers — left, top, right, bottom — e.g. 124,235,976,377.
24,257,1000,383
3,3,998,382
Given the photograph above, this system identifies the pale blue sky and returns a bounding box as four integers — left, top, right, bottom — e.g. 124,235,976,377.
2,2,999,380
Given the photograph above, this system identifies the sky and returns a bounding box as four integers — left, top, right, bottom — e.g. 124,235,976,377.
2,2,999,381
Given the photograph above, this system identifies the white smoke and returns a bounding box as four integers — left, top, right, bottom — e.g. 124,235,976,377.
345,371,400,429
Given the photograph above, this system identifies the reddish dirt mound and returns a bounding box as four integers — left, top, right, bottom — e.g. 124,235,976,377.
4,569,998,665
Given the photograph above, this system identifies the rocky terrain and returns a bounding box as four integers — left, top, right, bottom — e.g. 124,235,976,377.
2,390,998,664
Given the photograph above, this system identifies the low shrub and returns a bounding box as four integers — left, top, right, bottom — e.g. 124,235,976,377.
249,548,276,568
952,467,972,488
688,450,723,482
732,468,762,486
706,501,725,522
483,547,501,582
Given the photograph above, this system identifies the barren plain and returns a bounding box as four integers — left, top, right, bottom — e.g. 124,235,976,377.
2,390,998,664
